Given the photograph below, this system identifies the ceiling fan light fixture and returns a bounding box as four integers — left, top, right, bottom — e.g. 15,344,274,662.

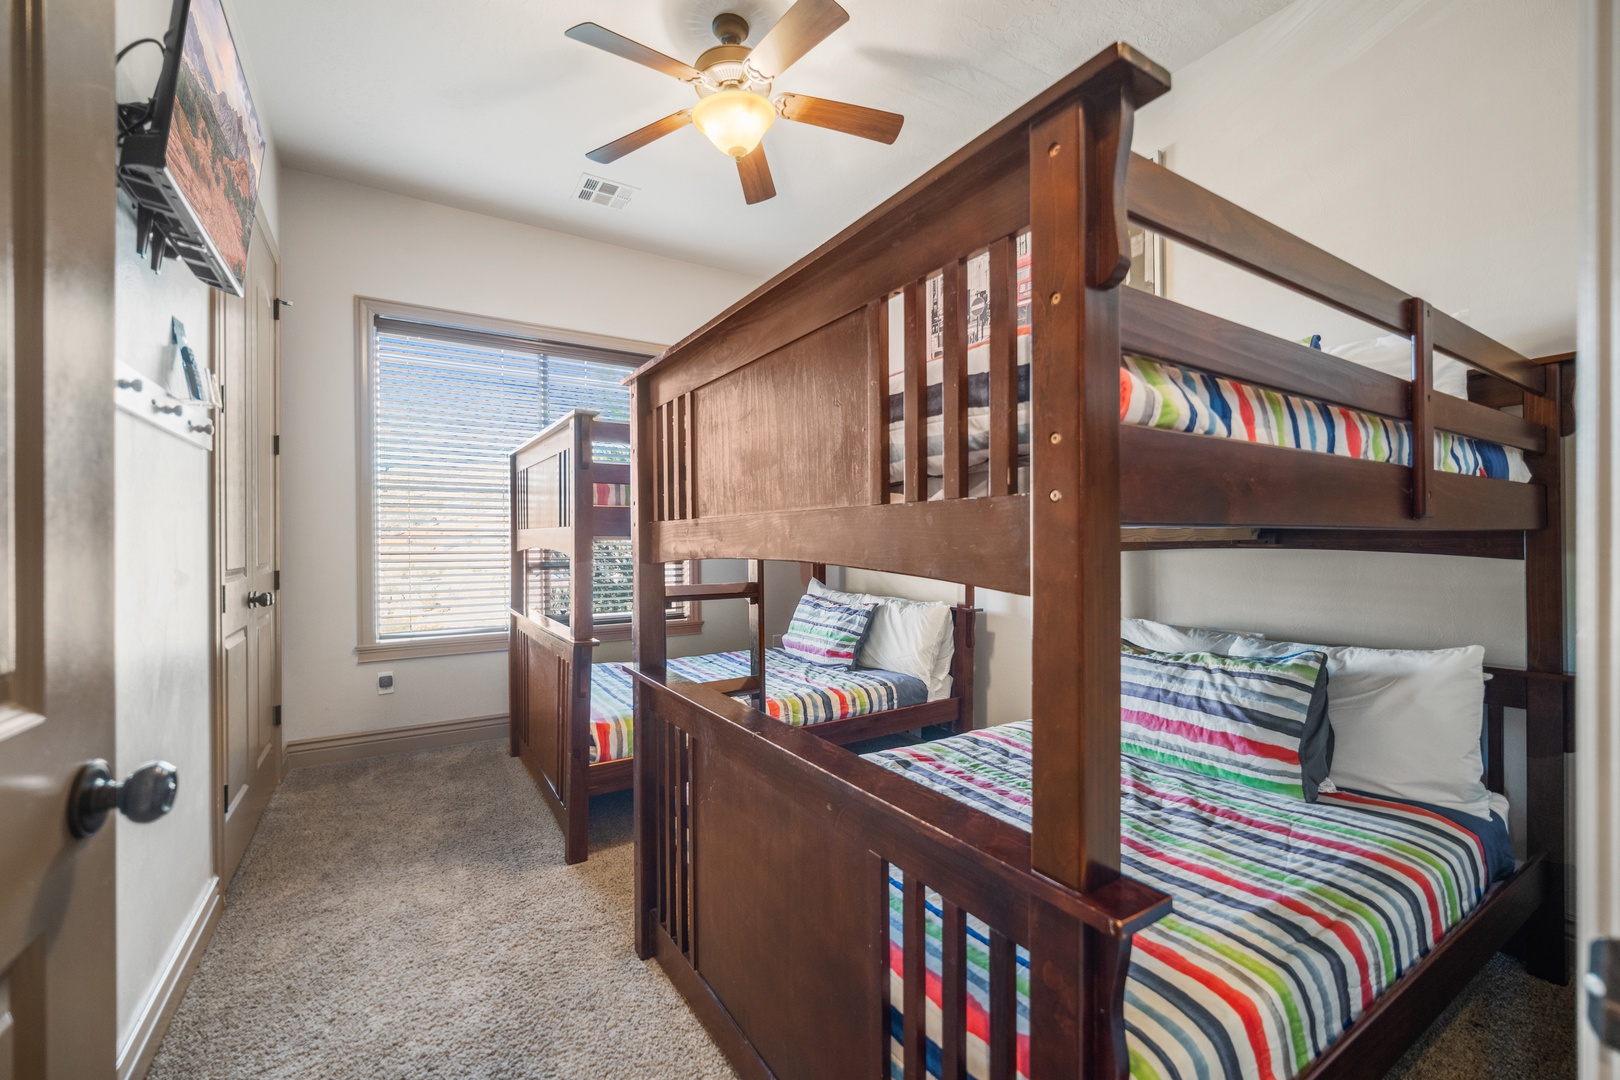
691,89,776,159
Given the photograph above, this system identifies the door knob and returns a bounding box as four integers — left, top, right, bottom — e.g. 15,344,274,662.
67,759,178,838
246,590,275,608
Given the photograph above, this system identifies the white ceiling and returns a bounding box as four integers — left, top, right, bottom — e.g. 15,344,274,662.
228,0,1292,278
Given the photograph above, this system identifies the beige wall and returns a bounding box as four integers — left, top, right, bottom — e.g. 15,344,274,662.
276,169,756,745
850,0,1576,856
1123,0,1577,659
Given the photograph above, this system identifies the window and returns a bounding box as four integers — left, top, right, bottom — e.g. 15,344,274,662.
354,299,691,660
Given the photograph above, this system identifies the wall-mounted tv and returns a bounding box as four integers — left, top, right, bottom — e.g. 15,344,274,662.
119,0,266,296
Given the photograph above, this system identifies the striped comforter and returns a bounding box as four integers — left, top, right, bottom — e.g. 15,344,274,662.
588,649,927,763
865,721,1497,1080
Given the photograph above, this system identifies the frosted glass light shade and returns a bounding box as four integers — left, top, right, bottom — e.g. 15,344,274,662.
691,90,776,159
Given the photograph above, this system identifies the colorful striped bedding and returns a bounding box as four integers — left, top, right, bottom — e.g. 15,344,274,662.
865,721,1505,1080
587,649,928,763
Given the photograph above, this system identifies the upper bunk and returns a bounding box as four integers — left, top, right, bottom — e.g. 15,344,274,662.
509,409,631,645
627,45,1566,598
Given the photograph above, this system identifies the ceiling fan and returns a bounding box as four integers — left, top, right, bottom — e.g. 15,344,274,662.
565,0,904,205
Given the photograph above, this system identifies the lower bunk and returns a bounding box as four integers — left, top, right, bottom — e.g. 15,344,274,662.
630,660,1558,1080
511,584,977,863
868,721,1519,1080
588,646,946,765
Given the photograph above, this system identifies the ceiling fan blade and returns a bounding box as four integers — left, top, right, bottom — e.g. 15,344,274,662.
737,144,776,205
586,111,692,164
776,93,903,144
564,23,703,82
745,0,849,80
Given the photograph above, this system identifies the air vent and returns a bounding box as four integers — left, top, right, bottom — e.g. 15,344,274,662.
575,174,635,210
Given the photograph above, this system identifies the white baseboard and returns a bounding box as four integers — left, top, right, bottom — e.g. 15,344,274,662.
117,877,223,1080
283,713,507,770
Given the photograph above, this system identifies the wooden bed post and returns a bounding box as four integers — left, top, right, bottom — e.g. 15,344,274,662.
631,380,668,961
748,559,766,708
1511,358,1572,983
1027,56,1165,895
559,415,595,864
1409,300,1435,519
509,447,523,760
1027,50,1169,1079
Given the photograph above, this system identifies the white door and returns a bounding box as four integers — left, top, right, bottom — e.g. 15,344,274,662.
216,220,282,882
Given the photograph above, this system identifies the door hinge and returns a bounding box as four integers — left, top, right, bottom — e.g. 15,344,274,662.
273,704,282,727
273,297,292,320
221,585,226,614
222,783,229,805
1589,939,1620,1049
274,569,281,590
273,434,280,455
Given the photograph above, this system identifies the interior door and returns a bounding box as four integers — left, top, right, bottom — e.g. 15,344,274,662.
216,219,281,882
0,0,120,1074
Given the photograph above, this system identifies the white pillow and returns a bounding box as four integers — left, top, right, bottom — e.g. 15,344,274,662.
807,578,955,700
1329,333,1470,399
864,598,955,701
1120,618,1265,656
1232,638,1491,818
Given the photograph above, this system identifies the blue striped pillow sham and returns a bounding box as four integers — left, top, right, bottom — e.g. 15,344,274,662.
1121,642,1333,800
782,592,876,667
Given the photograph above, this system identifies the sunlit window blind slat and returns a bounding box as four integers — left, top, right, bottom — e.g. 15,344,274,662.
373,318,647,641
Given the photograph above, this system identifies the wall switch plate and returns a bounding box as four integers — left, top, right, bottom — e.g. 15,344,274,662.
377,671,394,695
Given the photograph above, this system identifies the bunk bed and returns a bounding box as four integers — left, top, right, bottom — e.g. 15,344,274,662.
508,411,978,864
623,42,1573,1080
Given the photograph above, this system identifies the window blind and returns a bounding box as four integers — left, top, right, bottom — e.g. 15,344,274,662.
372,317,653,641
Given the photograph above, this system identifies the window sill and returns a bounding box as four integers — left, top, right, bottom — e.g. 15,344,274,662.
356,618,705,660
355,633,508,663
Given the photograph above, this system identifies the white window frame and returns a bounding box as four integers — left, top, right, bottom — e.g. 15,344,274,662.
353,297,663,662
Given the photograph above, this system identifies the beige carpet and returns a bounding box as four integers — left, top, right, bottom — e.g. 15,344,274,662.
147,739,1574,1079
147,740,732,1079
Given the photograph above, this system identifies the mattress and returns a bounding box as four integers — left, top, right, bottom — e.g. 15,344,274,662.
588,649,929,764
864,721,1507,1080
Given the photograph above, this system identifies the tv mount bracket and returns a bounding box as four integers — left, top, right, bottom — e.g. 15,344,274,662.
131,202,179,274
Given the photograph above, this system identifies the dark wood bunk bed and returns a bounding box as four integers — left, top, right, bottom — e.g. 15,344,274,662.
623,42,1573,1080
508,411,980,864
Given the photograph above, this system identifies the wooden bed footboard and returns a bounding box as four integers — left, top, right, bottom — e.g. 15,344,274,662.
631,673,1170,1080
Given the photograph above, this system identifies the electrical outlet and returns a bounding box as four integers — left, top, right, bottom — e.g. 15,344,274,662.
377,671,395,695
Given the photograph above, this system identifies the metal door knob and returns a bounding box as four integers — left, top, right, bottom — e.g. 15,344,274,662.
246,590,275,608
68,759,178,838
